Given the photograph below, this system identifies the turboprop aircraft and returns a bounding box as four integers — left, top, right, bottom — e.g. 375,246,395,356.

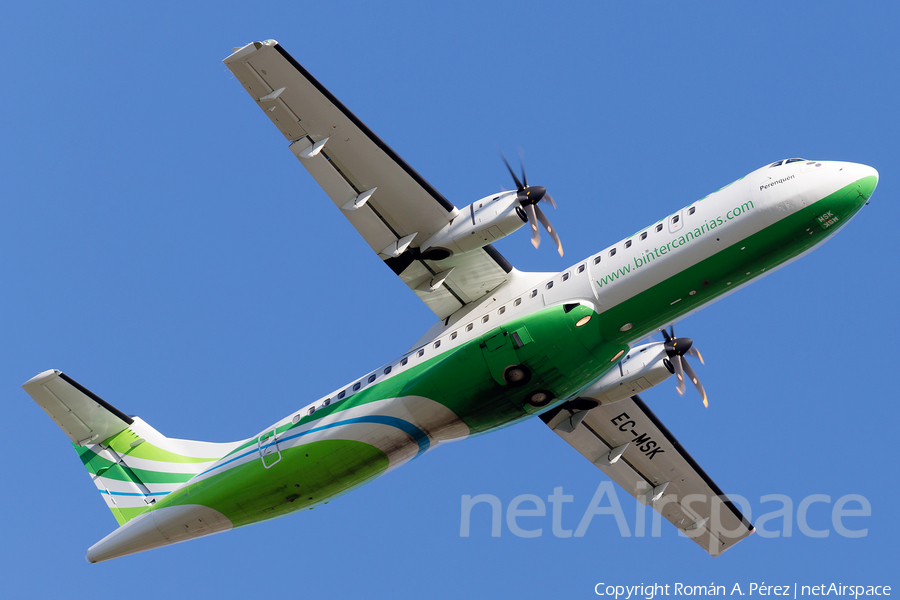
23,39,878,563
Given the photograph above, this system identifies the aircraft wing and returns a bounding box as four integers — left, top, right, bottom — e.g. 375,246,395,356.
223,40,513,319
541,395,754,556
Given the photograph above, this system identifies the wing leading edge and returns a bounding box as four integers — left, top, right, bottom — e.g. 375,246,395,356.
223,40,513,319
541,395,754,556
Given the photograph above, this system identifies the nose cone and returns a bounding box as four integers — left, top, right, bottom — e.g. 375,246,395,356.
835,162,878,200
855,164,879,201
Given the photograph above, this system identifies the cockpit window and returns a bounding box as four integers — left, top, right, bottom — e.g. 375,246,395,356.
771,158,807,167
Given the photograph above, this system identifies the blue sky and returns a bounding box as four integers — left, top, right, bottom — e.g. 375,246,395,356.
3,1,898,597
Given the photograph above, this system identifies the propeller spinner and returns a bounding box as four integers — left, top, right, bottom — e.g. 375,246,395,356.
661,326,708,407
500,152,563,256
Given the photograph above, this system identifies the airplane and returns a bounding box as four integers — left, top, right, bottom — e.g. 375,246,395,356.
23,39,878,563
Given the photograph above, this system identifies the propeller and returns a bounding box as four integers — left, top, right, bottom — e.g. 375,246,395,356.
500,152,563,256
660,326,708,407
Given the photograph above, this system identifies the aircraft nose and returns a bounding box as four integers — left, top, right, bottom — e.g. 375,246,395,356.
854,164,879,201
838,161,878,194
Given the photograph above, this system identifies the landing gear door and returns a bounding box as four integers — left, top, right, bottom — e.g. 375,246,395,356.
258,428,282,469
481,329,520,386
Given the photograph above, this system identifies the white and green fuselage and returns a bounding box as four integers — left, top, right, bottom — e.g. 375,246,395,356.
29,159,877,562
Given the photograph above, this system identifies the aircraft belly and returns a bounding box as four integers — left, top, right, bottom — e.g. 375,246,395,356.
86,504,233,563
152,438,390,528
143,395,471,529
400,304,625,435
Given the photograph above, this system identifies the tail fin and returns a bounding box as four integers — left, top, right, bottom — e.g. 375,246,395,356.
23,370,241,526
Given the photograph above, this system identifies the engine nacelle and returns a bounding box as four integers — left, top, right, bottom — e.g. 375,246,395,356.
581,342,674,405
419,192,527,259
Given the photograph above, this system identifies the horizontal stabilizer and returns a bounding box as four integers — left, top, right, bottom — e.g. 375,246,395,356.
23,369,132,446
24,369,245,527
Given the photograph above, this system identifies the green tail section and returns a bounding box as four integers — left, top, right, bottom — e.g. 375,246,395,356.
23,370,242,526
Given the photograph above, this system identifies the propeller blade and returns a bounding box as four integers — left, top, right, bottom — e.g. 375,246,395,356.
545,193,557,210
500,151,524,190
534,204,563,256
673,355,686,396
519,152,529,188
681,357,708,407
524,203,541,249
661,327,671,342
688,346,705,366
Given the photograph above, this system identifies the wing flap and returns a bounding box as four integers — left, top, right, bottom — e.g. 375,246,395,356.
299,154,399,254
542,395,754,556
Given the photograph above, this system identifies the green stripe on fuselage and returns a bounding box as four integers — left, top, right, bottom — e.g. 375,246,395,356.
598,179,869,346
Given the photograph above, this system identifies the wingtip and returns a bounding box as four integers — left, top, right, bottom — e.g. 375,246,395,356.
22,369,60,388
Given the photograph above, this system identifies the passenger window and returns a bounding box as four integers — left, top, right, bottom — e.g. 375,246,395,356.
562,272,569,281
450,331,457,340
688,207,696,215
292,414,301,424
384,366,392,375
368,374,376,383
401,357,408,366
593,256,601,265
482,315,489,323
656,223,663,232
417,348,425,357
498,306,506,315
609,248,616,257
323,398,331,407
546,281,553,290
338,390,346,399
625,240,632,249
640,232,647,240
433,340,440,349
514,298,522,307
353,382,361,391
466,323,473,332
307,406,315,416
530,289,538,298
577,264,585,274
672,215,680,224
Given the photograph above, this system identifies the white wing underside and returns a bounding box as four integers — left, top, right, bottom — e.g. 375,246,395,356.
542,395,754,556
223,40,513,319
